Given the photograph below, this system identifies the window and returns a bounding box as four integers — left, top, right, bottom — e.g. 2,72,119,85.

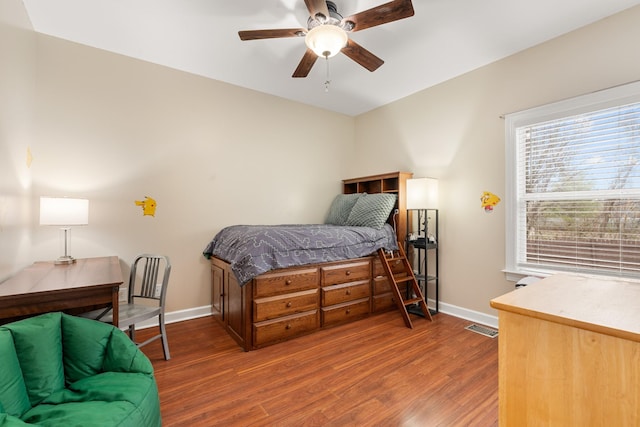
505,81,640,280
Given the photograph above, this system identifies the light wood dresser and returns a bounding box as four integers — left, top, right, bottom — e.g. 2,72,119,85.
490,274,640,425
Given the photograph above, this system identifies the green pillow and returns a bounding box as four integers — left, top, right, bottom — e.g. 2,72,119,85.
103,328,153,375
0,329,31,417
22,400,144,427
0,413,34,426
4,313,65,406
345,193,397,229
325,193,364,225
61,314,111,384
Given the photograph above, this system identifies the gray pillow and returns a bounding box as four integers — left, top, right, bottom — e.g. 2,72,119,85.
325,193,365,225
346,193,397,229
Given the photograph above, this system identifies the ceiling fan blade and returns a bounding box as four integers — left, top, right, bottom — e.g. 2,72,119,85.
341,39,384,72
342,0,414,33
304,0,329,20
239,28,306,41
293,49,319,78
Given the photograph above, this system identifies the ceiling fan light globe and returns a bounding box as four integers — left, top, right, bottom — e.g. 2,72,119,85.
305,25,347,58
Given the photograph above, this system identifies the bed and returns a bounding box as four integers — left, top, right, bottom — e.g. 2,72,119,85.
203,222,400,285
204,172,412,351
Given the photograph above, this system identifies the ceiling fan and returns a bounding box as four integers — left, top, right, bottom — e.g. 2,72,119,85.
238,0,415,78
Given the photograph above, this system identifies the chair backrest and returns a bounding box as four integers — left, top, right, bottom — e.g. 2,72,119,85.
128,254,171,307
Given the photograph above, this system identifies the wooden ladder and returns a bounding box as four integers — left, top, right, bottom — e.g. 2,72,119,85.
378,243,433,328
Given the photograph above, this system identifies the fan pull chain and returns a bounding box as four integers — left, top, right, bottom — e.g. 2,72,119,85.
324,55,331,93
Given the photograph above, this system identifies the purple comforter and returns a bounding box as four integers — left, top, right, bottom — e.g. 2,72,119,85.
203,224,398,285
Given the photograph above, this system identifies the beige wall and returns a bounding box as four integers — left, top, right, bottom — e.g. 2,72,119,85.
28,37,355,312
355,5,640,316
3,1,640,320
0,0,36,279
1,0,355,312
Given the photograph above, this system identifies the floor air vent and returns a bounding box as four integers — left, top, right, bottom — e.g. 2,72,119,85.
465,323,498,338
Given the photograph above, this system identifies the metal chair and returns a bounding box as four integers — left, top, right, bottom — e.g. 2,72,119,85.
83,254,171,360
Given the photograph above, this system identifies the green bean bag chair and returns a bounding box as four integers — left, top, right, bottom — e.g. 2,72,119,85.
0,312,161,426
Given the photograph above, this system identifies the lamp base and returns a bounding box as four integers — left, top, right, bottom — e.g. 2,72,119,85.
54,256,76,265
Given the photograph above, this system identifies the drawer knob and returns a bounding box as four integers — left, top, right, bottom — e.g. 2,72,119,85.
346,270,351,276
286,302,292,308
346,289,351,295
285,280,292,285
285,324,291,330
345,309,351,314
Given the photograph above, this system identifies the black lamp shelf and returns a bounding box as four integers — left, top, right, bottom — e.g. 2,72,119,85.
414,274,437,282
409,239,437,250
407,304,438,317
406,209,439,315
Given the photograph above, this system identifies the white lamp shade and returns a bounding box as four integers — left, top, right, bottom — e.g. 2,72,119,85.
40,197,89,226
406,178,438,210
305,25,348,58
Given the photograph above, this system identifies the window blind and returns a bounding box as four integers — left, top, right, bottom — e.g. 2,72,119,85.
515,101,640,277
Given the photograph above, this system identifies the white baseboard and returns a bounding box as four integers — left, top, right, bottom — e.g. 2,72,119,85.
134,305,212,330
136,302,498,332
430,299,498,329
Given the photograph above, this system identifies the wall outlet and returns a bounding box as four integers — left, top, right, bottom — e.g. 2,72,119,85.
118,287,128,302
155,283,162,298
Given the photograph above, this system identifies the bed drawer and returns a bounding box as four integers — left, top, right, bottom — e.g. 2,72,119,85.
321,280,370,306
372,293,401,312
253,311,319,348
254,268,319,298
253,289,319,322
321,298,370,327
373,258,405,278
321,260,371,286
373,275,409,295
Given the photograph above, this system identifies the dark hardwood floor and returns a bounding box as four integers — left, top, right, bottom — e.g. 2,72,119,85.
138,311,498,426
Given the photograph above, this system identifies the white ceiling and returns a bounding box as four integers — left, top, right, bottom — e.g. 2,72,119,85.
21,0,640,116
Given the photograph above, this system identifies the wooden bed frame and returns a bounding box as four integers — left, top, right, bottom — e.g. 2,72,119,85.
209,172,412,351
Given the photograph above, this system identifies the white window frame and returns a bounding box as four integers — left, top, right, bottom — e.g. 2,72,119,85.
505,81,640,282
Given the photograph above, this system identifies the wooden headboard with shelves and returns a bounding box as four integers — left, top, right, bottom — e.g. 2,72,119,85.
342,171,413,247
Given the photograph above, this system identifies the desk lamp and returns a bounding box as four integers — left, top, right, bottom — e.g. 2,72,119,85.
40,197,89,265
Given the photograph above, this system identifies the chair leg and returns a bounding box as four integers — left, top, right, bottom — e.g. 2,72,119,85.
159,313,170,360
129,325,136,343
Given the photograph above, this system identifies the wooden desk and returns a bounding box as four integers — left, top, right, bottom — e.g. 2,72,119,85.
0,256,123,326
490,274,640,425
